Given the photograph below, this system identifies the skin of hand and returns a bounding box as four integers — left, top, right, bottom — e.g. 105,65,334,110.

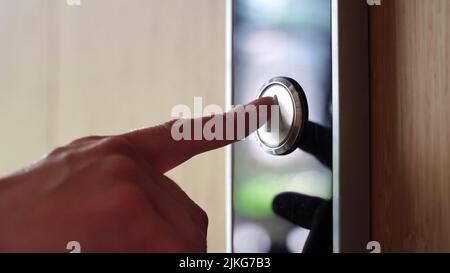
0,97,274,253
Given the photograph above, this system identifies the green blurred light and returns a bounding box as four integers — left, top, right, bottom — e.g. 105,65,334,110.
234,176,282,219
234,173,332,219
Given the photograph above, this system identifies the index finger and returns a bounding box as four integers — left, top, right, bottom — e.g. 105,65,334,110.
121,97,275,173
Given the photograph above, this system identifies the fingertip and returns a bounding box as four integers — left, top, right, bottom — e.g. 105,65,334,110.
249,96,276,107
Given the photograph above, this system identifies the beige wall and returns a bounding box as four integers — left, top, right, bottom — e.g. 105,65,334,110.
0,0,226,252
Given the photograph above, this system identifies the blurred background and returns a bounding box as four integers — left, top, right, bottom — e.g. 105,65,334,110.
0,0,227,252
2,0,450,253
232,0,332,253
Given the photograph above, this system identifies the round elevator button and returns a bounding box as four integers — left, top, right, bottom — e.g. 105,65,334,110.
255,77,308,156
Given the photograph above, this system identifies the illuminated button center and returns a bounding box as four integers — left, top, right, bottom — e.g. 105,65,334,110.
257,84,295,148
254,77,308,156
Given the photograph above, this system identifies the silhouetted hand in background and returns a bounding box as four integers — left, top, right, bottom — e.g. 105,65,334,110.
272,121,333,253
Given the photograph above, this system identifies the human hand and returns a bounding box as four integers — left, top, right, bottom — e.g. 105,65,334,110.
0,97,273,253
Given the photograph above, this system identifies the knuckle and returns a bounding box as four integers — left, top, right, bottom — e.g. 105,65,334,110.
97,136,135,157
106,153,136,168
102,154,140,179
47,146,70,158
47,147,80,165
69,135,104,146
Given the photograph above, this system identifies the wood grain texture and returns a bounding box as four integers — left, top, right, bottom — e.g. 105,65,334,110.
370,0,450,252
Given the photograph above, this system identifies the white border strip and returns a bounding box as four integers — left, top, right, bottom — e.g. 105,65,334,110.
331,0,340,253
225,0,233,253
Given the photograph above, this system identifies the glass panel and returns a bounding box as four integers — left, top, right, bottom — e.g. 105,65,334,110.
232,0,332,253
